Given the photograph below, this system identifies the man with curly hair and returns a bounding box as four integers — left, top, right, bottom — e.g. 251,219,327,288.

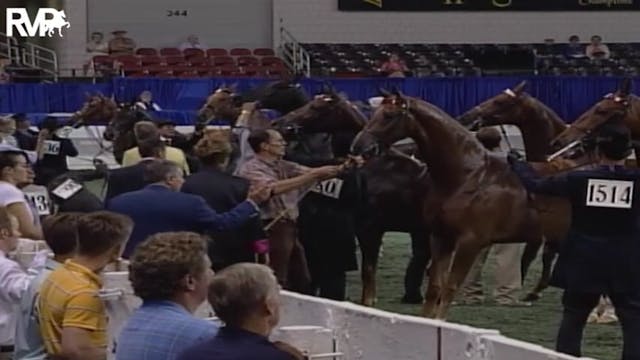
115,232,216,360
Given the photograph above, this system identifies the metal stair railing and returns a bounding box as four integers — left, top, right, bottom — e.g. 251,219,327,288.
0,32,20,64
21,42,59,81
278,21,311,77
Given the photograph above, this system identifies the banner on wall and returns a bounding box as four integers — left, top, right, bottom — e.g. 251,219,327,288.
338,0,640,11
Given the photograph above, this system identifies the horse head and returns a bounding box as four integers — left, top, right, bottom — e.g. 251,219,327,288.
72,93,118,127
272,84,365,138
351,90,418,159
197,86,243,125
457,81,528,130
550,83,633,152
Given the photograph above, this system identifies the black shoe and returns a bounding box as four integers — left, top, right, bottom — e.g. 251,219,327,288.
401,293,423,304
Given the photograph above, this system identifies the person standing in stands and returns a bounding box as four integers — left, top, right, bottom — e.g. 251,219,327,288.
33,117,78,186
116,232,217,360
509,123,640,359
108,30,136,56
134,91,162,112
181,134,265,270
0,117,18,148
37,212,133,360
380,53,409,78
108,159,271,258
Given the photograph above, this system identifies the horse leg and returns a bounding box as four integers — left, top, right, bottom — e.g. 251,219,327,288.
521,239,543,301
528,242,558,301
357,227,384,307
422,235,454,318
403,228,431,304
436,236,484,320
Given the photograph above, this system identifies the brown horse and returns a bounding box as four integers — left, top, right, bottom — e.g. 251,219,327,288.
351,92,544,319
68,94,150,164
457,82,597,301
273,90,431,306
550,78,640,166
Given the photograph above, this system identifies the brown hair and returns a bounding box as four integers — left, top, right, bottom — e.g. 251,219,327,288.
76,211,133,257
143,159,182,183
42,213,80,255
193,136,232,166
129,232,208,301
133,121,159,142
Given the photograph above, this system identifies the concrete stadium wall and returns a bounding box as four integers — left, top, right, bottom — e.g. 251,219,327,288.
100,271,594,360
272,0,640,47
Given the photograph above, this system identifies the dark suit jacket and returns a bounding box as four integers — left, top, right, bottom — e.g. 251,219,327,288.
107,184,259,258
182,166,265,268
15,129,38,150
105,160,153,204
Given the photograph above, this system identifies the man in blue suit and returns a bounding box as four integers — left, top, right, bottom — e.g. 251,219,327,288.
107,159,271,258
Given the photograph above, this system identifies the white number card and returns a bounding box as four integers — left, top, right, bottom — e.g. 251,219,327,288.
43,140,61,155
51,178,83,200
586,179,634,209
310,178,344,199
24,187,51,216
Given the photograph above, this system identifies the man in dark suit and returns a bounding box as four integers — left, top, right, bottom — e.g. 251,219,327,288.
11,113,38,150
105,137,164,203
509,123,640,359
107,159,271,258
181,133,265,270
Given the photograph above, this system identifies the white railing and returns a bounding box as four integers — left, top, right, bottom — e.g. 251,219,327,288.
0,32,20,64
97,269,596,360
21,42,59,81
279,21,311,77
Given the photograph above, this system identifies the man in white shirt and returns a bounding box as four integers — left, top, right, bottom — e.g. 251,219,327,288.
14,213,78,360
0,206,36,359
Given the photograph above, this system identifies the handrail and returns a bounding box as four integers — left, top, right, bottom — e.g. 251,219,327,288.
0,32,20,64
21,42,58,81
279,21,311,77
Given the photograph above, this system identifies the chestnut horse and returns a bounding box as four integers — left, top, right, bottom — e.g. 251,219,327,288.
550,78,640,166
273,90,431,306
351,92,544,319
69,94,151,164
457,82,597,301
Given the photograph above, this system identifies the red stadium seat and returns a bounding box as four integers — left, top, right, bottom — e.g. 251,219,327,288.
206,48,228,57
230,48,252,56
92,55,114,66
140,55,162,66
114,55,140,67
237,56,260,67
163,55,186,66
211,56,235,66
188,57,207,66
136,48,158,56
183,48,205,59
261,56,284,67
159,48,181,56
253,48,275,56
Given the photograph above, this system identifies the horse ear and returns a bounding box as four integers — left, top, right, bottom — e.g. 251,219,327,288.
619,77,632,96
513,80,527,95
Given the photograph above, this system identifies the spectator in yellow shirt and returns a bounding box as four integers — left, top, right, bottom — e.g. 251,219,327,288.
37,212,133,359
121,121,190,174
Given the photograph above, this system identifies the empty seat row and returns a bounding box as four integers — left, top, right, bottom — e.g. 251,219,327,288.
135,47,275,57
93,55,285,68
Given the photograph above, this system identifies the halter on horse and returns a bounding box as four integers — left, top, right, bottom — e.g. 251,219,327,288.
352,91,545,319
457,82,599,302
273,88,431,306
550,78,640,166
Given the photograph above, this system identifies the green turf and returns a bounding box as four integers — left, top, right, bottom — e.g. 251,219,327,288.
85,180,620,359
344,232,621,360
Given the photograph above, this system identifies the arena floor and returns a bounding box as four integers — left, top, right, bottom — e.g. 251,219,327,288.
345,233,620,360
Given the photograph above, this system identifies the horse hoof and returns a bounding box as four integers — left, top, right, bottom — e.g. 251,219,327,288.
523,293,541,302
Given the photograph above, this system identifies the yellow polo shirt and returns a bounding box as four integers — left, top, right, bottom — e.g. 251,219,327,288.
38,259,107,355
121,145,190,175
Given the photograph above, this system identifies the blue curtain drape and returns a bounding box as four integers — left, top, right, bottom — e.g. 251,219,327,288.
1,76,637,125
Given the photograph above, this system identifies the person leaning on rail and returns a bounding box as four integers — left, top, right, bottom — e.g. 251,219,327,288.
508,123,640,359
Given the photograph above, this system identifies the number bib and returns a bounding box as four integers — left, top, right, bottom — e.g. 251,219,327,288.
586,179,634,209
43,140,61,155
24,186,51,216
310,178,344,199
51,179,83,200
